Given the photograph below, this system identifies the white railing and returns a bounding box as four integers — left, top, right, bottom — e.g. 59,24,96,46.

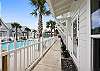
1,37,56,71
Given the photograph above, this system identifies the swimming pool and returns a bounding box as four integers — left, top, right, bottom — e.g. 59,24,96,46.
1,40,34,50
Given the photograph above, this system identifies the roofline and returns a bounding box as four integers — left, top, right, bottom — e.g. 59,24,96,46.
0,18,10,30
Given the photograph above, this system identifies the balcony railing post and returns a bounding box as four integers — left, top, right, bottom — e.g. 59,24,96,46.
14,37,17,71
23,48,25,71
19,50,22,71
0,36,2,71
7,30,10,71
26,40,29,68
0,36,56,71
0,26,2,71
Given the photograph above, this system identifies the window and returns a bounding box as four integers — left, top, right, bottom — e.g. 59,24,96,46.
73,17,78,58
93,38,100,71
91,1,100,71
91,0,100,34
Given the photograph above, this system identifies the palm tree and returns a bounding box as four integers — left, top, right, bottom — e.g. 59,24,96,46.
25,27,31,39
11,22,22,40
32,29,37,38
55,29,59,36
46,20,56,37
30,0,50,39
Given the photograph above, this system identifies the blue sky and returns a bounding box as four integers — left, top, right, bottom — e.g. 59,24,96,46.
1,0,54,29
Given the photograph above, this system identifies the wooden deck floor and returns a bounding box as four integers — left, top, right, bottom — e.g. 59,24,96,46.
31,38,61,71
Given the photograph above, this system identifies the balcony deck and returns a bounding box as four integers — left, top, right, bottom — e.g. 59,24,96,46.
31,38,61,71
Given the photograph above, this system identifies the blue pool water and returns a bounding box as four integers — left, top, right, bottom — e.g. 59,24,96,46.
2,40,34,50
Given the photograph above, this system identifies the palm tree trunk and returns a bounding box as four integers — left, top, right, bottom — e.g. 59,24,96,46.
38,13,43,51
51,28,53,37
38,13,43,38
27,31,29,39
34,32,35,38
22,32,24,37
15,27,18,40
54,28,56,36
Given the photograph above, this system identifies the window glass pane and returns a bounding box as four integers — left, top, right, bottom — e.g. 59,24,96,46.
91,0,100,34
93,38,100,71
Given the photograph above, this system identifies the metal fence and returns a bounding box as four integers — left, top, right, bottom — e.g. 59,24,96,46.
0,37,55,71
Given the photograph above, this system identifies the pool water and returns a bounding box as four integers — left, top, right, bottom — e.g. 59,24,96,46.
2,40,34,50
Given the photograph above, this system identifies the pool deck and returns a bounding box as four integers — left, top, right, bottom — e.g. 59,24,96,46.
31,38,61,71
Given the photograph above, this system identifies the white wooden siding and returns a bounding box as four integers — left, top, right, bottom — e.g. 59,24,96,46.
78,0,91,71
67,0,91,71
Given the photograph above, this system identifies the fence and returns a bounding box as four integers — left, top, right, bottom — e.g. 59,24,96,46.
1,37,56,71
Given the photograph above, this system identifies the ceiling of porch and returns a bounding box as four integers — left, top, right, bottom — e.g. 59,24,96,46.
46,0,73,16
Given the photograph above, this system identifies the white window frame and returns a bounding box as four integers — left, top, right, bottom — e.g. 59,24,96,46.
72,14,79,58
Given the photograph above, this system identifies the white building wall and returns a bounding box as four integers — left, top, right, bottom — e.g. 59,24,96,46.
0,19,8,38
47,0,91,70
67,0,91,71
79,0,91,71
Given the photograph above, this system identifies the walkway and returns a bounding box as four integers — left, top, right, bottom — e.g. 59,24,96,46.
31,38,61,71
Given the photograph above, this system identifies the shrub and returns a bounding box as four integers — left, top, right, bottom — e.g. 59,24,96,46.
61,43,66,52
62,50,70,58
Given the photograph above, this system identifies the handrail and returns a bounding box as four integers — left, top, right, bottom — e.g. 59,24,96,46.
1,37,56,71
2,37,53,51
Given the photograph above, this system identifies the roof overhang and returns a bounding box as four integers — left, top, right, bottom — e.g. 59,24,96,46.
46,0,73,17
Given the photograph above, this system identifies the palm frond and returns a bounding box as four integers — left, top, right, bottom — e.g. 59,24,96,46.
30,10,37,16
11,23,15,28
45,10,51,15
19,25,22,28
25,27,31,31
30,0,38,7
46,20,56,29
11,22,21,28
33,29,37,32
30,0,50,16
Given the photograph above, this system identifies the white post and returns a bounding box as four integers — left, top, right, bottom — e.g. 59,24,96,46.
27,46,29,67
0,26,2,71
14,36,17,71
19,50,22,71
23,48,25,71
7,30,10,71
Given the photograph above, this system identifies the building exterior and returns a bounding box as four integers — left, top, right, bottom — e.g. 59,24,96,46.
6,23,23,40
5,23,34,40
21,26,28,39
31,29,38,38
46,0,100,71
21,26,33,39
0,19,9,38
0,19,23,40
6,23,15,37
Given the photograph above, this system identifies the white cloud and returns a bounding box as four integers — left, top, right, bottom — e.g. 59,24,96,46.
92,9,100,28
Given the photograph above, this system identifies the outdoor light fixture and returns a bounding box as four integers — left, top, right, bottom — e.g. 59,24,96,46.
74,0,77,1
